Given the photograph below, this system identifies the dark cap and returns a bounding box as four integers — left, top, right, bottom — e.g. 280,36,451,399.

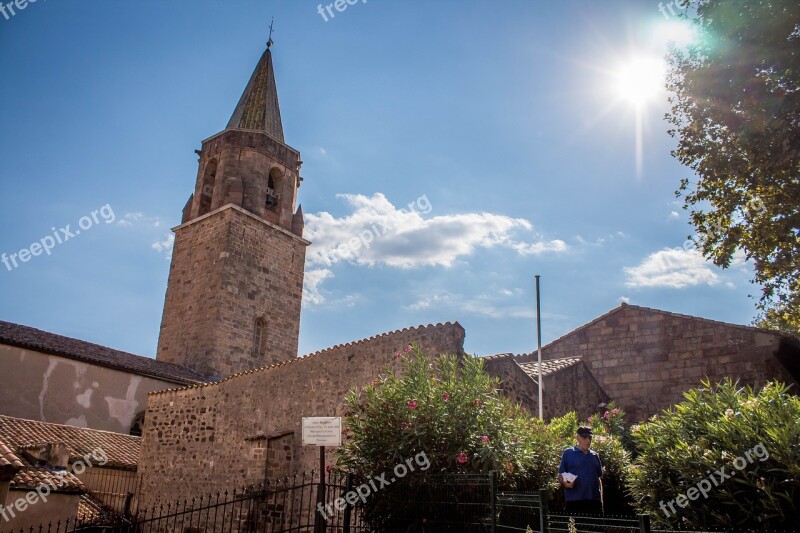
577,426,594,437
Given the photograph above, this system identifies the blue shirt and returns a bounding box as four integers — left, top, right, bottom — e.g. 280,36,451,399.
558,445,602,502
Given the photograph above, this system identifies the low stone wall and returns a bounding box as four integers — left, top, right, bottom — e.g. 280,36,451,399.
136,323,465,509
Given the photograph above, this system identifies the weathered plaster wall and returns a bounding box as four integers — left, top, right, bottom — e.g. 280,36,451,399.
0,345,181,434
0,491,79,531
137,323,465,509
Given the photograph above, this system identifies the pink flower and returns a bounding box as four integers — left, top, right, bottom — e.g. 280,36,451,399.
612,408,620,415
407,400,419,410
481,435,490,443
603,411,611,419
371,379,379,386
403,345,413,353
442,393,451,401
325,465,332,473
456,452,468,464
394,351,402,359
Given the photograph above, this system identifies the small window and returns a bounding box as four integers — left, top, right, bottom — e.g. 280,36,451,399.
253,317,267,356
130,412,145,437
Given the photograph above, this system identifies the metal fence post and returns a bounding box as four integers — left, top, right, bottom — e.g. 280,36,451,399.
638,513,651,533
538,489,548,533
489,471,497,533
343,473,354,533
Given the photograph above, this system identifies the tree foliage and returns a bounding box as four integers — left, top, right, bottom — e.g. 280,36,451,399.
667,0,800,322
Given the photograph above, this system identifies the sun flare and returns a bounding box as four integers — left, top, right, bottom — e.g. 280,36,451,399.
614,56,666,107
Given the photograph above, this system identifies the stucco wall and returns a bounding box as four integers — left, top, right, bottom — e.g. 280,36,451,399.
137,323,465,509
0,490,79,532
0,345,183,434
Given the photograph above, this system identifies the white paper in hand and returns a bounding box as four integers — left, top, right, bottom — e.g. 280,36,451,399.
561,473,577,483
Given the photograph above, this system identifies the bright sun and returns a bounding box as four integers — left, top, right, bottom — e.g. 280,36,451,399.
614,56,666,107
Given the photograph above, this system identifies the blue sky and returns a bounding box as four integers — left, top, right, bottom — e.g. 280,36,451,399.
0,0,759,359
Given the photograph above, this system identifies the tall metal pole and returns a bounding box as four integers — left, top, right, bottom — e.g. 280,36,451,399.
535,275,543,420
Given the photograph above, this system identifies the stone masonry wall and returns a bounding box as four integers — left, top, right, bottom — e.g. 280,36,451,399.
138,323,465,509
156,205,307,379
517,304,799,422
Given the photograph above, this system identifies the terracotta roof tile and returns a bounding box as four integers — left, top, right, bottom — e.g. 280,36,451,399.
10,467,85,492
0,415,140,470
0,320,206,385
0,438,23,469
517,357,582,381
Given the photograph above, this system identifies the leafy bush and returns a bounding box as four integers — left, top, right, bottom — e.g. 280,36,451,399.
627,380,800,530
338,347,562,529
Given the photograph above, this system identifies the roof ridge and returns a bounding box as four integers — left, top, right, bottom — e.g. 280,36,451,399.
0,414,142,441
148,322,465,397
513,303,795,360
0,320,207,384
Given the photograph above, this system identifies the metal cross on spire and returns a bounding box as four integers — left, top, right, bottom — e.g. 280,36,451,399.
267,18,275,49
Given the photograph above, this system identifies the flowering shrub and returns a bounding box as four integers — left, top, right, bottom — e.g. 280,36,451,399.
339,347,561,487
627,380,800,530
338,347,563,529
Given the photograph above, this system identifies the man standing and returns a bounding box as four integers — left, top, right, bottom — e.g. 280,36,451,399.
558,426,603,515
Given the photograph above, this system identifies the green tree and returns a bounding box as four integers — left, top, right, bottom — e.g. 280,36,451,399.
667,0,800,322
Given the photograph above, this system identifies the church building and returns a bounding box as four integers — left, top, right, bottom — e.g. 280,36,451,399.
1,36,798,518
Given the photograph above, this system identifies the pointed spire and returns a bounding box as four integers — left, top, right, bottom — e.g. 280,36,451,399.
227,40,284,142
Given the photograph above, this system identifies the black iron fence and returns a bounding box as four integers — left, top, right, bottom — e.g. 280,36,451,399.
1,471,728,533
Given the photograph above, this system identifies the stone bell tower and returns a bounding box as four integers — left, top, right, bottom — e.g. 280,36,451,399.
156,40,308,379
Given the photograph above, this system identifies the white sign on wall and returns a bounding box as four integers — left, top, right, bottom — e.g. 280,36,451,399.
302,417,342,447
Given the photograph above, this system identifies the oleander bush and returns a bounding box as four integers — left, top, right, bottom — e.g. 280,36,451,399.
626,380,800,530
338,347,562,530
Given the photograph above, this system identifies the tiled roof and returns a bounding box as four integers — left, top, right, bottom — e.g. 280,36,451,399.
0,415,140,470
0,438,23,469
0,320,206,385
517,357,582,381
10,467,85,492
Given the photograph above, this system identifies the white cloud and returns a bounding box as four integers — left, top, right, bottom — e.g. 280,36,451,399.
669,211,680,220
303,268,334,305
510,240,568,255
119,212,161,228
624,248,719,289
618,296,631,304
151,234,175,259
304,193,567,269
